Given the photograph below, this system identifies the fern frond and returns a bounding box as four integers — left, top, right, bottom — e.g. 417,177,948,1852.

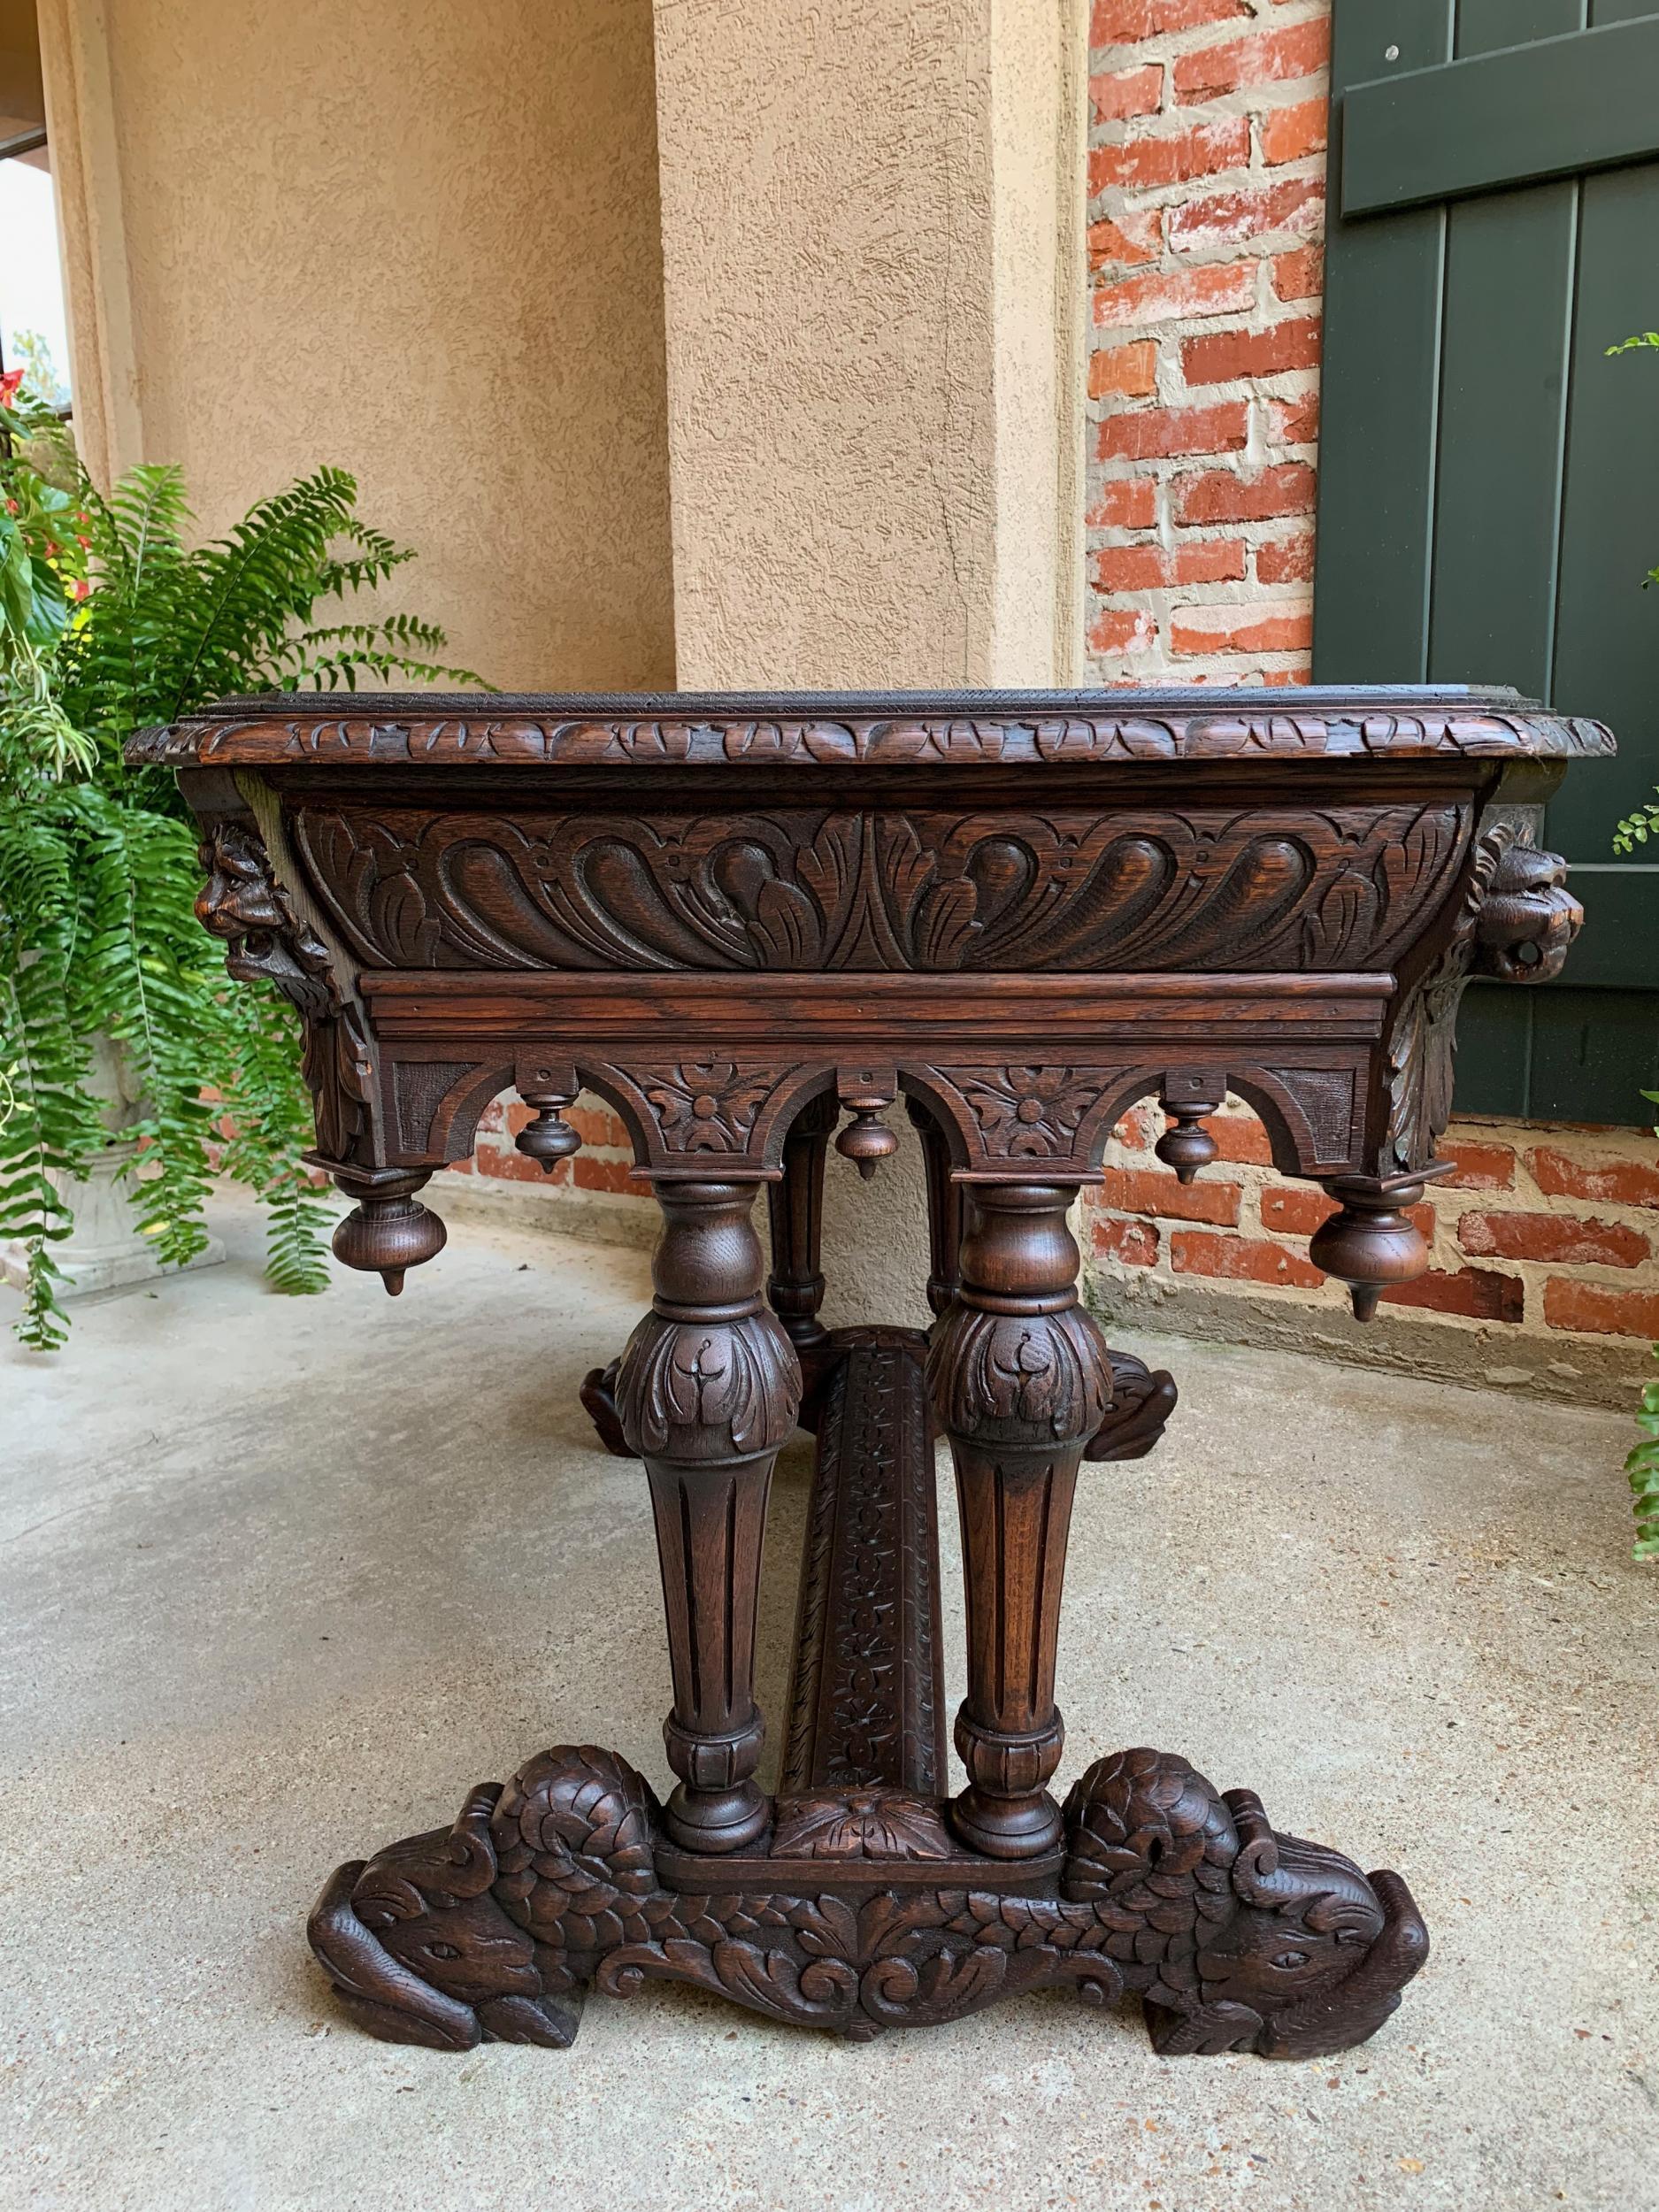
3,430,481,1341
212,982,330,1290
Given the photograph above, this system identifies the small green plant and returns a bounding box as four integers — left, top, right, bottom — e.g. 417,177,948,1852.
1609,333,1659,1559
1630,1349,1659,1562
0,374,483,1347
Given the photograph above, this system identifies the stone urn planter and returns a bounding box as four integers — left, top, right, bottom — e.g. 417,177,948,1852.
1,1035,224,1303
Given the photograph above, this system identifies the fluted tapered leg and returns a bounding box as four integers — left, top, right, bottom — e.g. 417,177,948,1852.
615,1179,802,1853
926,1181,1110,1859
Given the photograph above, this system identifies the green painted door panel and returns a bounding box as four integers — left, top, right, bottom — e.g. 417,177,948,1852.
1342,16,1659,214
1456,984,1659,1119
1317,0,1659,1126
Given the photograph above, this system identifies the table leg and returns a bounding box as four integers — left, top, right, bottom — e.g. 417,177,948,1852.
906,1097,964,1320
613,1179,803,1853
926,1180,1110,1859
764,1093,844,1427
765,1093,838,1351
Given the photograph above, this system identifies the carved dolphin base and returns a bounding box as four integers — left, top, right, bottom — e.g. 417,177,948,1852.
307,1747,1427,2055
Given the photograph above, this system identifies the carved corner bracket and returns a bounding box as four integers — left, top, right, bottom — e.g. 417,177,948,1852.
1386,824,1583,1179
189,798,446,1296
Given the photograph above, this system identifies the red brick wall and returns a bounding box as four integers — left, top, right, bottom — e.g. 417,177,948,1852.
1086,0,1327,680
1076,1100,1659,1398
1076,0,1658,1395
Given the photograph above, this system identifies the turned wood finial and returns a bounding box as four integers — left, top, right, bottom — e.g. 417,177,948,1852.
1309,1171,1439,1322
835,1066,899,1180
327,1165,447,1295
1155,1069,1226,1185
514,1060,581,1172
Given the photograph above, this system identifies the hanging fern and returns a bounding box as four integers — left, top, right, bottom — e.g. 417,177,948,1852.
0,386,485,1346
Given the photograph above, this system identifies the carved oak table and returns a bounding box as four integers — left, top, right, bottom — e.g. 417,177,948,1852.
130,686,1607,2059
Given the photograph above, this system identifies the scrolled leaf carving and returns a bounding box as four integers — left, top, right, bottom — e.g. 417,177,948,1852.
288,803,1471,977
613,1307,802,1463
926,1303,1110,1448
771,1791,955,1861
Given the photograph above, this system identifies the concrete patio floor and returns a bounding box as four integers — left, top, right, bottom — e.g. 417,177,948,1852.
2,1190,1654,2212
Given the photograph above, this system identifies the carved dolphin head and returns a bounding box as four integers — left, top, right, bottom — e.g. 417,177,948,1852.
349,1785,540,2007
1195,1830,1383,2008
1188,1792,1426,2056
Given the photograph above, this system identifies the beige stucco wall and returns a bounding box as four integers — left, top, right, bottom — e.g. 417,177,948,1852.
651,0,1087,1325
651,0,1086,692
38,0,675,689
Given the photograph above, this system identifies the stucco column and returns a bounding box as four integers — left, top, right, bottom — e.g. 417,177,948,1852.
652,0,1088,1323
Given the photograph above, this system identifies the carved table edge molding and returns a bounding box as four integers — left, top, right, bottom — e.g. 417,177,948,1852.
129,684,1614,767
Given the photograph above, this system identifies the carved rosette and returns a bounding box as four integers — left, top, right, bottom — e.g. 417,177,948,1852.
641,1061,780,1153
952,1065,1104,1162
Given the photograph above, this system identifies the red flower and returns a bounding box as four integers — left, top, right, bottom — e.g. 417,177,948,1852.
0,368,23,407
72,578,89,601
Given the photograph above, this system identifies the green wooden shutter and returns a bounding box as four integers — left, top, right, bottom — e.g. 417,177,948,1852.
1314,0,1659,1125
